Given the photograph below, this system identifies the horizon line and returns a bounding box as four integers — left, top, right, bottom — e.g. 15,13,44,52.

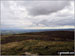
23,26,75,29
1,26,75,29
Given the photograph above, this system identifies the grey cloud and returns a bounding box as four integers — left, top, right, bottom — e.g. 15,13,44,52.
35,19,74,27
32,15,74,27
26,1,70,16
1,1,74,29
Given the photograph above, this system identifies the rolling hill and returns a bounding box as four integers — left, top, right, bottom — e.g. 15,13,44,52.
1,30,74,55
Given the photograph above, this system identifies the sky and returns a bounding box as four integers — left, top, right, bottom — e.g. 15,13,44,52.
1,0,75,29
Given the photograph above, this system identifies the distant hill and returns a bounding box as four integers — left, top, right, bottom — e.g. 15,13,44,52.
1,28,74,35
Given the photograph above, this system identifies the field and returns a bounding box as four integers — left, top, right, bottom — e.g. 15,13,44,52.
1,31,74,55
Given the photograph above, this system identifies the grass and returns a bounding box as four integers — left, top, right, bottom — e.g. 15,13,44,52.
1,40,74,55
1,31,74,55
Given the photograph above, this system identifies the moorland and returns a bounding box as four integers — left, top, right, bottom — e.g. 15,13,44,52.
1,30,74,55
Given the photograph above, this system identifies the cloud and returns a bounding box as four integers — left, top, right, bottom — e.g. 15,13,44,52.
1,1,74,29
26,1,70,16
